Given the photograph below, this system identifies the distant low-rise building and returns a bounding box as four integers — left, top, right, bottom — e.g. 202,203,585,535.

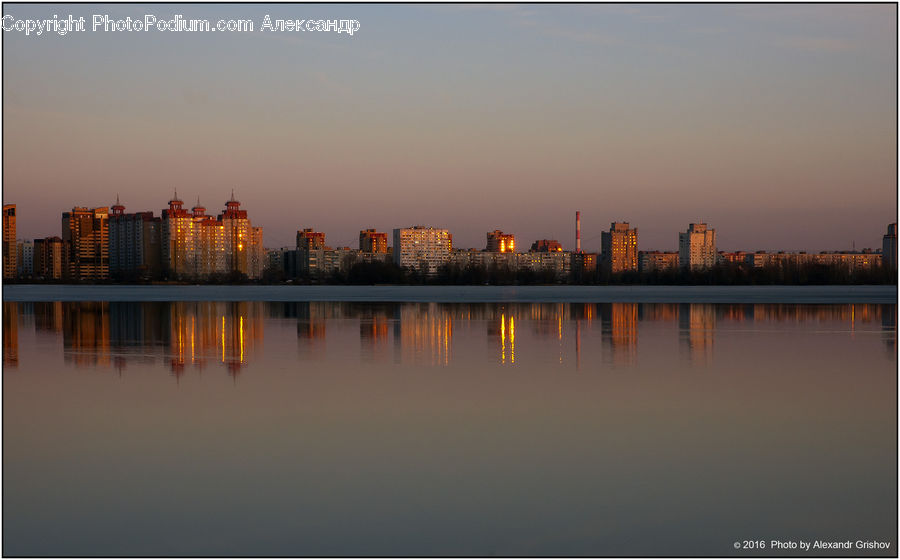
530,239,563,252
746,251,881,272
284,246,391,278
572,251,598,279
524,250,571,280
717,251,752,266
639,251,679,273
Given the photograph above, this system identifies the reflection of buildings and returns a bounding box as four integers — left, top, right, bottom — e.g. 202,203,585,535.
749,304,882,324
679,304,715,364
4,302,18,367
882,304,897,354
527,303,569,339
36,301,265,375
33,301,64,333
394,303,452,365
9,302,895,375
296,302,328,343
168,302,264,376
640,303,679,322
570,303,597,369
600,303,638,366
360,313,391,362
63,302,111,366
489,312,517,364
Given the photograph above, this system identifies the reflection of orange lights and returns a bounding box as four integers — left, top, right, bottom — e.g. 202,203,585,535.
510,316,515,364
499,313,516,364
239,315,244,363
501,313,506,363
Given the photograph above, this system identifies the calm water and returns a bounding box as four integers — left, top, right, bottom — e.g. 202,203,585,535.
3,300,897,556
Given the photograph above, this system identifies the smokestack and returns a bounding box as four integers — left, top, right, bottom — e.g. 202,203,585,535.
576,211,582,253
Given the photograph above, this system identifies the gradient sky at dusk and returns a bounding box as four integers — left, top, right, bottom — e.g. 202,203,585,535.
3,3,896,251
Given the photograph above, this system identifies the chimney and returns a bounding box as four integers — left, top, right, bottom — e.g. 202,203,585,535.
575,211,582,253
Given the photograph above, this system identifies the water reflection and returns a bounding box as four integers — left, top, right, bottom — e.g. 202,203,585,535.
602,303,638,366
2,302,896,374
4,302,18,367
679,303,715,365
3,298,897,556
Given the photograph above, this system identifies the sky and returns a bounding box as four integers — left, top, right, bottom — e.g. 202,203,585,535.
2,3,896,252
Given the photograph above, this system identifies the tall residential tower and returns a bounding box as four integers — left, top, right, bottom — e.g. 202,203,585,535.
601,222,638,273
678,223,717,270
3,204,16,279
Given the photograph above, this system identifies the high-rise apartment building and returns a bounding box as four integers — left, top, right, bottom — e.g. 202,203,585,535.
248,226,264,279
297,228,326,251
359,229,388,253
161,193,193,277
62,207,109,279
601,222,638,273
109,198,162,279
34,237,66,280
161,193,262,279
16,239,33,277
393,226,452,275
486,230,516,253
678,223,717,270
883,223,897,270
191,199,227,278
220,194,255,276
3,204,16,279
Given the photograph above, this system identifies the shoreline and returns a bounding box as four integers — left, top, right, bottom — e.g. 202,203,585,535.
2,284,896,303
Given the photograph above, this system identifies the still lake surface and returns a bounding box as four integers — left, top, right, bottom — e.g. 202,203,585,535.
2,288,897,556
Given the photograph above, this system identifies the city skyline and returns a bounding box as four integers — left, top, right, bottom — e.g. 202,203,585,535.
4,194,895,255
3,3,897,250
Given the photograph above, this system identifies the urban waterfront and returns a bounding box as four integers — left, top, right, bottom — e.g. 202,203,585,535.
3,297,896,556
